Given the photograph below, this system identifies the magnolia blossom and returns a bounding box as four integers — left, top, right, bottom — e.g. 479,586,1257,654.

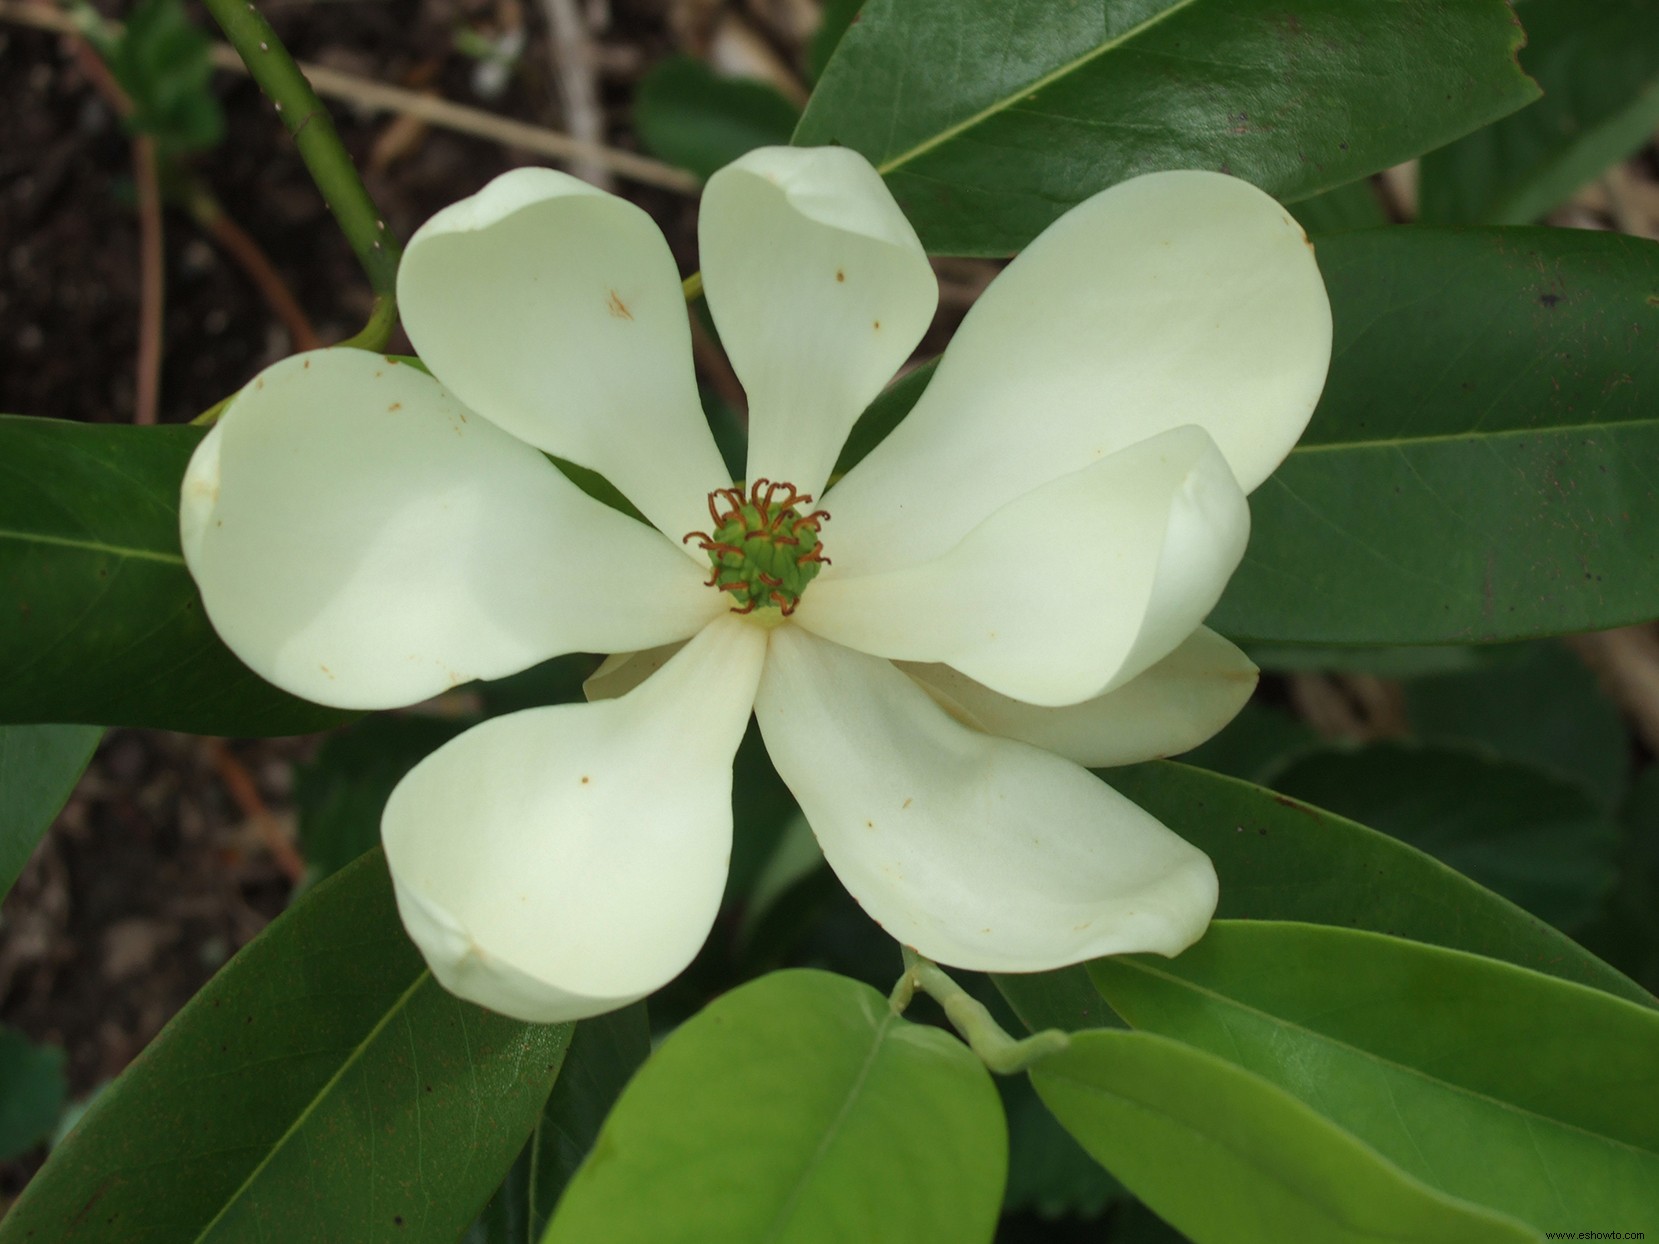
180,147,1330,1024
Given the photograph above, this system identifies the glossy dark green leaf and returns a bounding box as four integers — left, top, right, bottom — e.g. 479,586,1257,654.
805,0,862,82
635,56,799,181
994,963,1124,1036
795,0,1536,255
1289,178,1390,236
0,1026,67,1161
1033,1029,1533,1244
1092,922,1659,1229
1211,226,1659,644
545,970,1005,1243
294,714,467,886
1420,0,1659,224
1270,742,1622,930
999,1072,1121,1220
528,1002,651,1226
0,723,100,902
0,416,349,735
1173,700,1316,784
829,359,934,479
0,850,570,1244
468,1003,651,1243
1579,764,1659,996
1106,761,1652,1005
1246,643,1491,677
1402,639,1631,808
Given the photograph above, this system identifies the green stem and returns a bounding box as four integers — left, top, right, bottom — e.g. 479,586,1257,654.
201,0,401,300
897,948,1070,1075
332,293,400,352
682,271,704,303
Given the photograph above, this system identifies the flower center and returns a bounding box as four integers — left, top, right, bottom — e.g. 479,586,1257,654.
684,479,830,617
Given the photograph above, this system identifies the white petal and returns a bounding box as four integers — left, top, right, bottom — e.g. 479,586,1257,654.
700,147,937,499
181,349,721,710
824,170,1331,576
900,627,1258,769
798,426,1249,707
382,615,766,1023
755,629,1217,970
398,167,731,544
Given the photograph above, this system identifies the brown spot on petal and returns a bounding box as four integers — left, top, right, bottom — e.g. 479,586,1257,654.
388,402,402,412
607,290,634,320
835,268,845,282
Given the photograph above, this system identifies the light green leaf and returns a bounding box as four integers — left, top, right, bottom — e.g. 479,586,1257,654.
0,1026,67,1161
635,56,799,182
1212,226,1659,644
1420,0,1659,224
0,416,349,735
468,1003,651,1244
528,1003,652,1227
1092,922,1659,1229
1106,761,1653,1006
0,724,100,902
1033,1029,1533,1244
0,850,570,1244
796,0,1536,255
1270,742,1623,929
995,756,1649,1036
545,970,1005,1243
999,1072,1122,1219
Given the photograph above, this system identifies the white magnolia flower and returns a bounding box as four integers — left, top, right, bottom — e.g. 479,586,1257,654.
180,147,1330,1024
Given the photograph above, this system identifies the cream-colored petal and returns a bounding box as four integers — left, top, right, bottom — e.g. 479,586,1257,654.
755,628,1217,970
901,627,1257,769
383,616,766,1023
700,147,937,499
824,169,1330,576
398,167,730,544
797,426,1249,707
180,349,720,711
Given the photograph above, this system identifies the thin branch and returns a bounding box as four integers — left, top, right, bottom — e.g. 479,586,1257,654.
538,0,611,188
2,1,699,194
132,134,164,424
197,0,401,299
61,22,165,423
181,181,322,351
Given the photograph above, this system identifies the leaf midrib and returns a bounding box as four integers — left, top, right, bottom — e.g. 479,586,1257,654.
189,969,433,1242
757,1006,895,1241
0,528,182,565
1290,413,1659,456
1036,1058,1526,1244
873,0,1204,176
1113,959,1659,1159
